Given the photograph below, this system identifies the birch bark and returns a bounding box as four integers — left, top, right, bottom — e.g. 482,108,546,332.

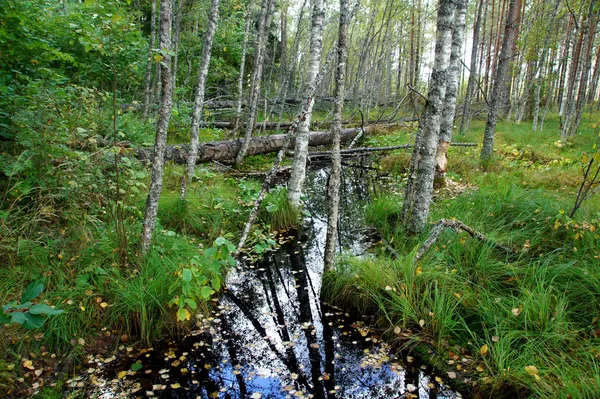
435,0,467,182
142,0,157,118
234,0,274,166
324,0,349,270
480,0,519,161
180,0,220,201
141,0,174,254
402,0,456,234
233,0,254,133
287,0,325,207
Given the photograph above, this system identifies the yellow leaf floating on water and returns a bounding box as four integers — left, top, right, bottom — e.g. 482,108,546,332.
117,371,127,379
250,393,262,399
480,345,489,355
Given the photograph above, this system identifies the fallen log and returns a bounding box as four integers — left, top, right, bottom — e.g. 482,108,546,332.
413,218,517,264
308,142,477,159
135,127,371,164
196,117,418,130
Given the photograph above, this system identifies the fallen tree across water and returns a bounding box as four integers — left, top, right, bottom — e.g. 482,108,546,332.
135,125,394,164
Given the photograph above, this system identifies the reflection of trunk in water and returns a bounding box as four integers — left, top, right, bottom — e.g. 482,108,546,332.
289,240,325,398
224,292,311,389
221,316,248,397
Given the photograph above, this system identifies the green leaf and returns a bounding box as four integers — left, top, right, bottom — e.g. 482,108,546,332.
200,286,212,300
23,313,45,330
29,304,64,315
177,307,191,321
21,281,44,303
266,204,278,213
211,277,221,291
131,362,143,371
215,237,227,246
182,269,192,283
10,312,26,325
0,312,10,324
184,298,197,310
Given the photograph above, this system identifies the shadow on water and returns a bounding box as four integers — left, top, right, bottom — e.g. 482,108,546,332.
87,161,459,399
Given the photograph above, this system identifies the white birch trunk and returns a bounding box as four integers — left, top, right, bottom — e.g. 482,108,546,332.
142,0,157,118
233,0,254,133
180,0,220,201
287,0,325,207
141,0,174,254
324,0,350,270
402,0,456,234
435,0,467,182
234,0,274,166
480,0,519,161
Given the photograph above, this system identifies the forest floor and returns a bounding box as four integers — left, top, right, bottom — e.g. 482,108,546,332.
1,110,599,398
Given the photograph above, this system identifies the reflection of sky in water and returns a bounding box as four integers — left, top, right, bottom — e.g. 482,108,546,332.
90,166,459,399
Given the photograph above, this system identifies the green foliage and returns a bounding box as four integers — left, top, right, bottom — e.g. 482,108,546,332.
170,237,235,322
1,281,64,330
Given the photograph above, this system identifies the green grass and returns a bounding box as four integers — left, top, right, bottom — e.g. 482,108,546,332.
324,112,600,398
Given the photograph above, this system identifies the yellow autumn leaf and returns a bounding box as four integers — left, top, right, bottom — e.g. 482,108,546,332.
480,345,489,355
100,302,108,308
23,360,34,370
118,371,127,379
524,365,541,380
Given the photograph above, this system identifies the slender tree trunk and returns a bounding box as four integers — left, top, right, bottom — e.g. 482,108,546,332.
324,0,349,270
235,0,274,166
459,0,483,135
587,45,600,104
280,0,287,80
558,16,574,113
233,0,254,134
435,0,467,182
142,0,157,118
533,0,561,131
402,0,456,234
171,0,183,98
569,3,598,138
141,0,173,255
287,0,325,207
480,0,519,161
180,0,219,201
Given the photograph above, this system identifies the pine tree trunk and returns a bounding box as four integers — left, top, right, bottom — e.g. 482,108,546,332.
142,0,157,118
287,0,325,207
480,0,519,161
141,0,173,254
459,0,483,135
435,0,467,182
180,0,220,201
402,0,456,234
234,0,273,166
324,0,349,270
233,0,254,133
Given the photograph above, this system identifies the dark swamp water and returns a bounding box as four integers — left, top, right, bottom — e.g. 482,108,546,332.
82,165,460,399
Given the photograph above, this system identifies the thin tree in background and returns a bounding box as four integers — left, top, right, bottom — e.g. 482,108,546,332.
142,0,158,118
459,0,483,135
141,0,174,254
180,0,220,201
233,0,254,133
235,0,273,166
402,0,456,234
324,0,350,270
287,0,325,207
480,0,519,161
435,0,467,182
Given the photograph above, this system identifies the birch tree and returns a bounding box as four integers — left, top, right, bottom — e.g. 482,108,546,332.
402,0,456,234
142,0,157,118
287,0,325,207
141,0,174,254
435,0,467,182
480,0,519,161
233,0,254,133
234,0,274,166
180,0,220,201
324,0,350,270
